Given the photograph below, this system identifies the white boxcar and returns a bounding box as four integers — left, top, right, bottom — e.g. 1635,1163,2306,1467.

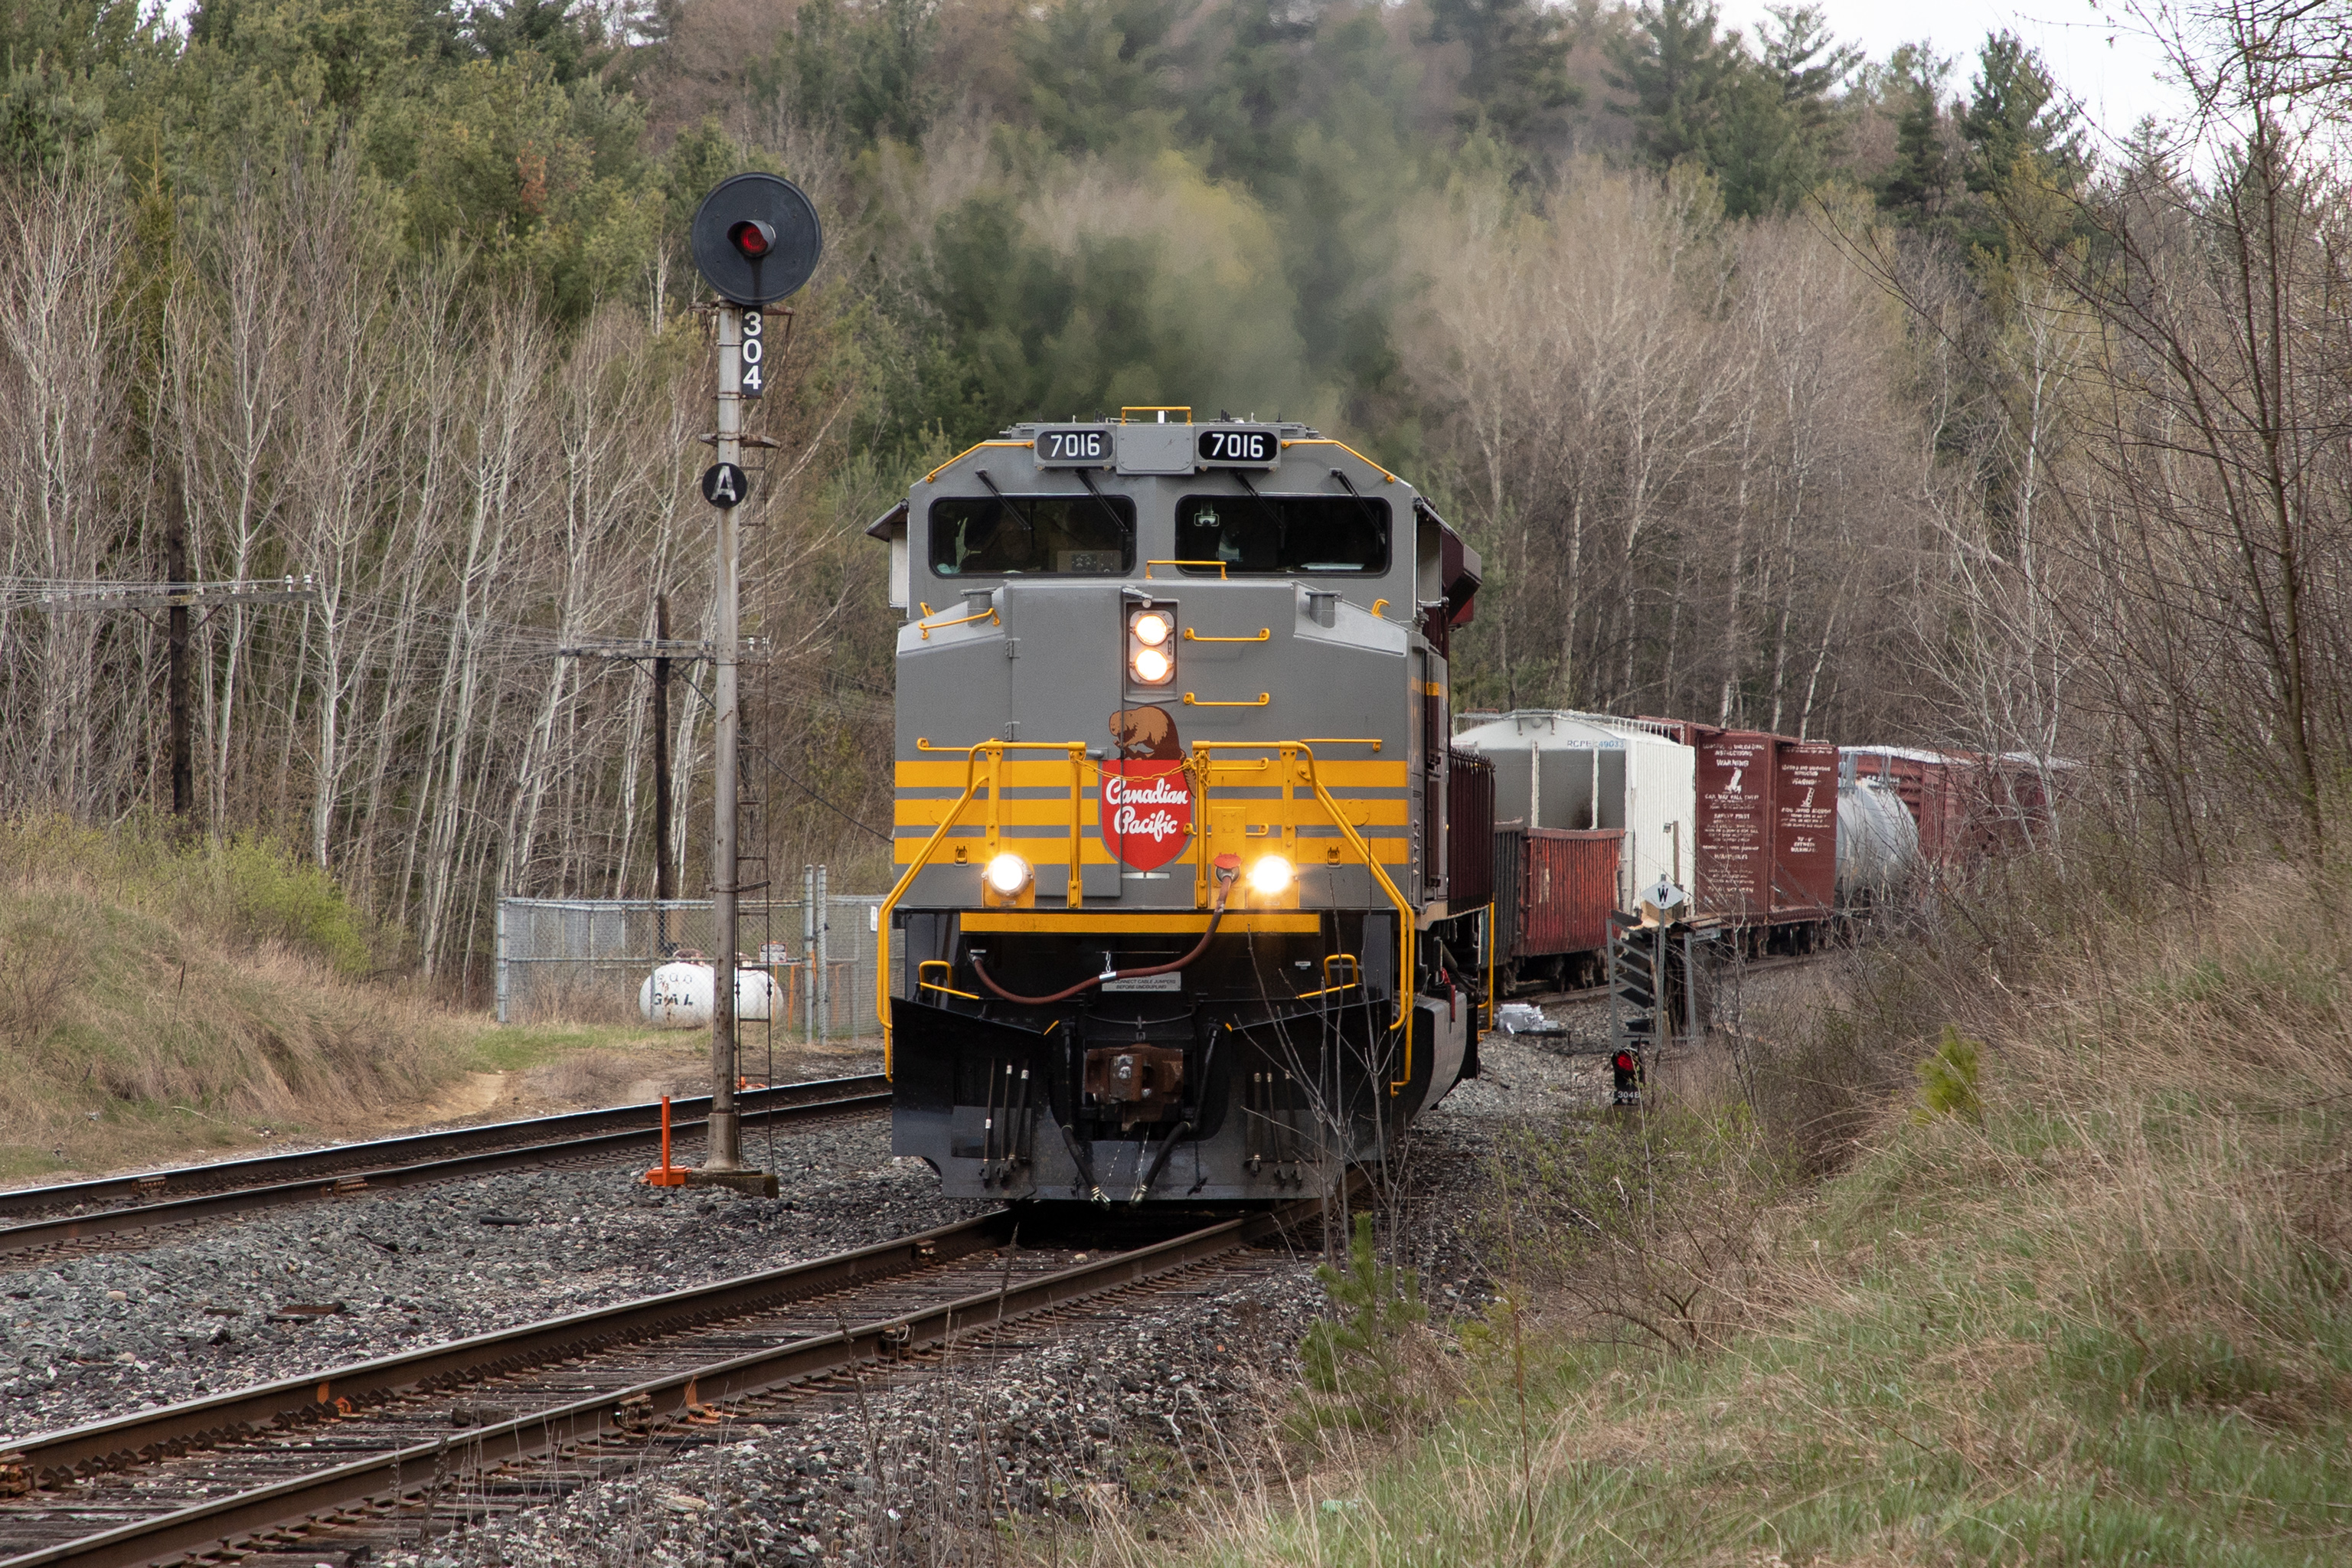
1452,710,1697,911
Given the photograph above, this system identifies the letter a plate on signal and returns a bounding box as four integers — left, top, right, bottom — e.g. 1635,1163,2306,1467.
701,462,750,508
1099,759,1192,871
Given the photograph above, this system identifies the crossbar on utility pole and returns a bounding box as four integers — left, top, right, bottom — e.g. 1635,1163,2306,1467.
18,567,319,833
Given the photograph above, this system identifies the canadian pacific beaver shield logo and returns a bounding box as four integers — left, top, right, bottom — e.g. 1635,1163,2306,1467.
1099,760,1192,868
1102,704,1191,869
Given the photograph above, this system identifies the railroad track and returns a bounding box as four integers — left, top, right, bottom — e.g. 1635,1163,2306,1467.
0,1076,890,1260
1520,949,1828,1011
0,1192,1335,1568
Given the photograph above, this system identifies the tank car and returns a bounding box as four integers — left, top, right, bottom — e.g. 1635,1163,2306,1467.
867,411,1487,1204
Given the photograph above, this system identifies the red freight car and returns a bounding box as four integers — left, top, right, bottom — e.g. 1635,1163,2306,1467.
1642,721,1838,928
1842,746,2066,865
1491,827,1620,990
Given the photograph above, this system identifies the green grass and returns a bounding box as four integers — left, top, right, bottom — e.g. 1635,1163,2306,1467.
1208,1121,2352,1564
1178,875,2352,1568
462,1021,691,1074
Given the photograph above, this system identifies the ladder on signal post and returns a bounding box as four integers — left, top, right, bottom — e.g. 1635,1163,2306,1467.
1606,914,1697,1107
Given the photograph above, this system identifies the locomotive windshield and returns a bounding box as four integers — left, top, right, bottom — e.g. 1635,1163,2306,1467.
1174,495,1389,574
929,495,1136,576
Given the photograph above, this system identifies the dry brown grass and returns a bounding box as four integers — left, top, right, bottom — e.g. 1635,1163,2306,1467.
0,822,475,1179
1071,858,2352,1566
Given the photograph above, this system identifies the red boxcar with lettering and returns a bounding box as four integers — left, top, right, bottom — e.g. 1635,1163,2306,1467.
1642,721,1839,928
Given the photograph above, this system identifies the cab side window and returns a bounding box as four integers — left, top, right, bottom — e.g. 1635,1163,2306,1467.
1174,495,1388,574
929,495,1135,576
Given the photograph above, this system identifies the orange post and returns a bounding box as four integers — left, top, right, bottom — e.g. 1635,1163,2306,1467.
645,1094,689,1186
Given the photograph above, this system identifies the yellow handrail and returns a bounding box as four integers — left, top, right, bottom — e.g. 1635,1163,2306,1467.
1183,627,1271,643
1277,437,1397,484
886,736,1419,1086
922,439,1030,485
1146,560,1228,579
917,961,982,1002
1188,740,1415,1044
1298,955,1361,1001
883,740,1093,1064
1183,691,1271,707
917,605,1000,640
877,753,989,1075
1370,599,1390,618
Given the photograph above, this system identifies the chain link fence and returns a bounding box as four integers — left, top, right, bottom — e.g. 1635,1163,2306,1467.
495,890,894,1040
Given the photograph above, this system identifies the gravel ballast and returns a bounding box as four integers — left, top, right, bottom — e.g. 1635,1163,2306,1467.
372,1253,1328,1568
0,1118,984,1442
361,1027,1609,1568
8,1016,1616,1565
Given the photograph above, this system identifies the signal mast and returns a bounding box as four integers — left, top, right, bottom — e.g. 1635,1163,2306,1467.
684,173,822,1193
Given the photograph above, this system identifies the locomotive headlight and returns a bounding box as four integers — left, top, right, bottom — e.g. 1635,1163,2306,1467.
983,852,1033,896
1128,606,1176,684
1246,854,1294,897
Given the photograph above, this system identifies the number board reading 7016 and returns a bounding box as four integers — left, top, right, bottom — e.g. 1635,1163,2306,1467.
1195,426,1280,466
1033,426,1109,466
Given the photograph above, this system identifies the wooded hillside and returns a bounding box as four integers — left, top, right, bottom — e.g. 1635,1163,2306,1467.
1,0,2342,988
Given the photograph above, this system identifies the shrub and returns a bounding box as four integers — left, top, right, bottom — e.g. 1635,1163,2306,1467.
1293,1213,1435,1434
1487,1103,1788,1355
1912,1025,1983,1123
203,833,373,975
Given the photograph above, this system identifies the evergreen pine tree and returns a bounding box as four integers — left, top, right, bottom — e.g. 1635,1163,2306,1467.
1958,30,2086,197
1606,0,1737,171
1875,44,1952,227
1426,0,1578,144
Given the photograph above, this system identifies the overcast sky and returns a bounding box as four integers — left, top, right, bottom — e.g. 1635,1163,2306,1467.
1719,0,2195,147
153,0,2203,151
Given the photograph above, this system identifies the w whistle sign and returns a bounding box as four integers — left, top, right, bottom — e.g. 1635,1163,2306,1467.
701,462,749,508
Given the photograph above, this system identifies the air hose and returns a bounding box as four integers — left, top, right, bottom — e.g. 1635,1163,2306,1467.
972,860,1240,1006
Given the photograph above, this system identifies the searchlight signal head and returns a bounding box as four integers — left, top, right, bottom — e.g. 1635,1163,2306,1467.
691,173,822,307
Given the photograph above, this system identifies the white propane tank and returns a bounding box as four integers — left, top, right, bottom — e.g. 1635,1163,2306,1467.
639,962,779,1028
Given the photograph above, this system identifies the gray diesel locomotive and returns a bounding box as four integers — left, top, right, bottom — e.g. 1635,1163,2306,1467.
867,410,1488,1204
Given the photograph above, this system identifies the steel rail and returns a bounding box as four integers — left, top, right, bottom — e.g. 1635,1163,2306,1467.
0,1190,1339,1568
0,1075,886,1220
5,1211,1011,1488
0,1078,890,1256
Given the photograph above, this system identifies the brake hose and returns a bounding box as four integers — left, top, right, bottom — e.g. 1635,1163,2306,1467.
972,861,1239,1006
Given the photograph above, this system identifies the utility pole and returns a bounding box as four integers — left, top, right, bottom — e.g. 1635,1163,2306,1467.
652,593,674,904
163,480,194,829
15,570,317,822
652,593,675,963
